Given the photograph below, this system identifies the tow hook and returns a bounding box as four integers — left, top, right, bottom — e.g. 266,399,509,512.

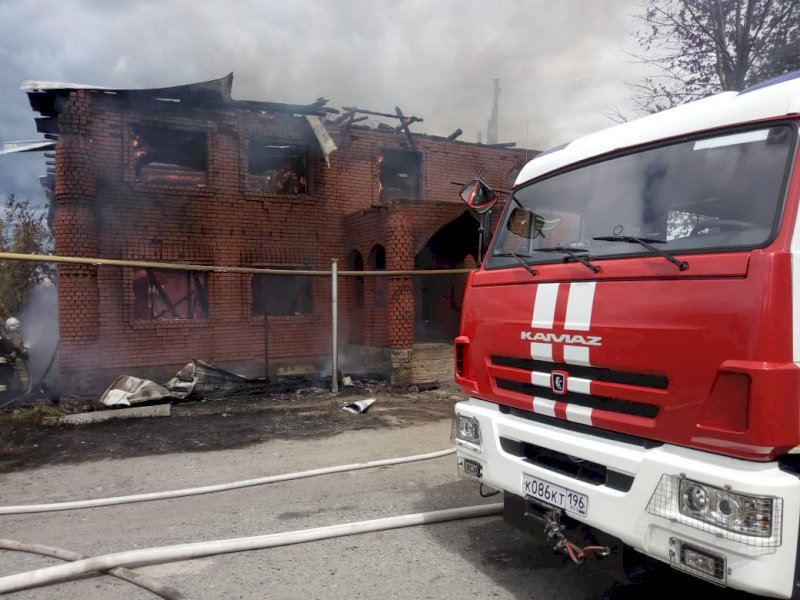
543,508,610,564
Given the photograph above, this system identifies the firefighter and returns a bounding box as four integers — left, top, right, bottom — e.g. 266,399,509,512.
4,317,30,394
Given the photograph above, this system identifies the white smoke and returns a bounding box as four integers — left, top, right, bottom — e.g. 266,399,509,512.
18,283,59,386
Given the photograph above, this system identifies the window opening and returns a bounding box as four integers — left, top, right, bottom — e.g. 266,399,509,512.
133,269,208,320
348,250,365,308
378,149,421,201
132,124,207,184
251,271,313,316
248,142,308,194
370,245,387,308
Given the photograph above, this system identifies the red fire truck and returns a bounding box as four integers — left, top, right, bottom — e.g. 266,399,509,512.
452,70,800,598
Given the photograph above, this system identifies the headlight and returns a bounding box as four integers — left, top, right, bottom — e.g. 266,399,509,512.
648,475,782,547
451,414,481,452
682,483,709,512
679,479,774,538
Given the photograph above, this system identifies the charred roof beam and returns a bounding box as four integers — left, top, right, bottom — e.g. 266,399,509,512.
232,99,337,117
394,106,417,152
337,110,369,148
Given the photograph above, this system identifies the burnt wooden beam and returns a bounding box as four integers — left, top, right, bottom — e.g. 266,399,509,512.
485,142,517,148
147,269,180,318
446,128,463,141
331,109,355,125
338,112,370,148
339,111,356,148
393,116,422,133
394,106,417,152
342,106,424,123
339,114,355,149
232,99,337,116
192,272,208,315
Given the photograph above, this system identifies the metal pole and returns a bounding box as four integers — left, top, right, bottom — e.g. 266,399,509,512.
263,312,270,396
331,259,339,394
478,209,492,264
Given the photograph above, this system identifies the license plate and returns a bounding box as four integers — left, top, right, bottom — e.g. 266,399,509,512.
522,473,588,517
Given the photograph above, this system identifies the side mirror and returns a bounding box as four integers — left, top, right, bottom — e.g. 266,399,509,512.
459,179,498,214
507,207,562,239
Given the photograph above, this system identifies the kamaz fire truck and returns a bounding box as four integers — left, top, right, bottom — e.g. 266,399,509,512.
452,70,800,597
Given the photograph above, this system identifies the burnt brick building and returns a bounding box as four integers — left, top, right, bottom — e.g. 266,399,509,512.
17,74,531,394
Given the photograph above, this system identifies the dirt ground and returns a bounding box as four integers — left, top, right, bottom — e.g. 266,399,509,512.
0,376,462,473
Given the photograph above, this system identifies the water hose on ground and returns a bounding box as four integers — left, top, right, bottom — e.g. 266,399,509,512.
0,539,185,599
0,448,455,514
0,503,503,594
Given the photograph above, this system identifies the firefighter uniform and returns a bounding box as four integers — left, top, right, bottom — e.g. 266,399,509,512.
4,318,30,394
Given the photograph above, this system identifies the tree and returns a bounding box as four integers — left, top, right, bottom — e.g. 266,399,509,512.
624,0,800,116
0,195,54,319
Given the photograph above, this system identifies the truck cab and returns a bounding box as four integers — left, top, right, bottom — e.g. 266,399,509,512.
452,70,800,598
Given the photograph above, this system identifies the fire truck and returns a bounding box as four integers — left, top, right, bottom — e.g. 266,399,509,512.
452,70,800,598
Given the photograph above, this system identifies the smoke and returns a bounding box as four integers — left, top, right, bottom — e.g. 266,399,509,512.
0,0,652,205
17,284,59,386
0,1,662,395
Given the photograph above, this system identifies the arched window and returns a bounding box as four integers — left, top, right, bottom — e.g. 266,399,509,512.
347,250,365,308
369,245,387,308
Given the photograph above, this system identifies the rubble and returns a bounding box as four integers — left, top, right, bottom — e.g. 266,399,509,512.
100,359,264,408
342,398,376,414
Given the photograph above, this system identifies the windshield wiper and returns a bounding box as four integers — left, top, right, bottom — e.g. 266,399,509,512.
592,235,688,271
536,246,601,273
493,252,537,278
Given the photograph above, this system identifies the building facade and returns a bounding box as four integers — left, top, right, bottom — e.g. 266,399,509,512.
20,74,531,394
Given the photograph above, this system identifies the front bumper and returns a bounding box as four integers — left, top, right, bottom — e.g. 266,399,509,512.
454,398,800,598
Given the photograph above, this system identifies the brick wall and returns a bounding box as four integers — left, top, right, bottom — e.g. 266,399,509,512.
52,90,530,393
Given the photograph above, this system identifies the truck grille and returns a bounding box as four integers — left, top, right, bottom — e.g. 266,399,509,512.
490,355,663,421
491,356,667,389
496,378,659,418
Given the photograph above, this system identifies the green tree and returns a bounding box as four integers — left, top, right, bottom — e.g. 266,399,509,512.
625,0,800,115
0,195,54,319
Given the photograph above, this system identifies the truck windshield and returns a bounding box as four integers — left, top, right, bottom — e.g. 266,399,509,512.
487,124,796,269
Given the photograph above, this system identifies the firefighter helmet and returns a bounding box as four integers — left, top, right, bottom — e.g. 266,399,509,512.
5,317,20,332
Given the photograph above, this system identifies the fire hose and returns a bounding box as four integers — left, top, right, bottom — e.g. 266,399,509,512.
0,449,502,600
0,503,503,594
0,444,614,596
0,448,455,514
0,539,185,599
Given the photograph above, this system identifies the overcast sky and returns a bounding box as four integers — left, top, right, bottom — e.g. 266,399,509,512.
0,0,652,205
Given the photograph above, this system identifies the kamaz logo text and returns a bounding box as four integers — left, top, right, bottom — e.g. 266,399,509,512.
520,331,602,346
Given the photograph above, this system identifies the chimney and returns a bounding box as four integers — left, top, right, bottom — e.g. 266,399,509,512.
486,78,500,145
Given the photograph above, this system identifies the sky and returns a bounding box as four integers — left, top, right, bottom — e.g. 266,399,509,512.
0,0,653,206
